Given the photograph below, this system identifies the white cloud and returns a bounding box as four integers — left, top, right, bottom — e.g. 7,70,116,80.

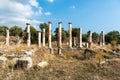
47,0,54,3
0,0,42,28
44,12,51,16
29,0,39,7
70,5,76,9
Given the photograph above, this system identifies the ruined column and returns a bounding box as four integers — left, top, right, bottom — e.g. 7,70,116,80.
42,28,45,47
38,31,41,48
26,23,31,47
58,22,62,54
100,31,105,46
79,28,82,48
102,31,105,46
68,22,72,48
73,37,76,46
48,22,52,48
5,29,9,46
88,31,92,48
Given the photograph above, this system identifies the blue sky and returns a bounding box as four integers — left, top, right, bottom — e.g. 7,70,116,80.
0,0,120,34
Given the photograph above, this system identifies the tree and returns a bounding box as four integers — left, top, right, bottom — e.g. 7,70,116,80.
24,26,38,44
0,26,9,36
92,32,99,43
82,34,88,42
54,27,68,42
105,31,120,44
72,28,79,37
9,25,23,37
39,23,49,42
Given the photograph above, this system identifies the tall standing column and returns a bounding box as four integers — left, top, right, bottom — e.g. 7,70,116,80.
100,31,105,46
38,31,41,48
42,28,45,47
68,22,72,48
79,28,82,48
102,31,105,46
5,29,9,46
58,22,62,48
58,22,62,54
73,37,76,46
26,23,31,47
88,31,92,48
48,22,52,48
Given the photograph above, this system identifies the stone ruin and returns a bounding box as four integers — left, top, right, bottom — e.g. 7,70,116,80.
0,21,106,69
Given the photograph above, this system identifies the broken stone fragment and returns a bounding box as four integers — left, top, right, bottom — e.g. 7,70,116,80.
37,61,49,68
14,57,32,69
22,50,33,56
0,56,8,62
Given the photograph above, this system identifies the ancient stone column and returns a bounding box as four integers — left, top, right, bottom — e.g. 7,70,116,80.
5,29,9,46
73,37,76,46
42,28,45,47
38,31,41,48
58,22,62,54
88,31,92,48
79,28,82,48
26,23,31,47
68,22,72,48
48,22,52,48
100,31,105,46
102,31,105,46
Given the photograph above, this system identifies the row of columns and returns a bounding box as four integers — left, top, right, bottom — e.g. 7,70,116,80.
5,22,105,50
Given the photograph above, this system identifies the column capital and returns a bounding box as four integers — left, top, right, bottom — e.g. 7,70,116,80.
48,21,52,24
68,22,72,24
58,22,62,24
26,23,30,25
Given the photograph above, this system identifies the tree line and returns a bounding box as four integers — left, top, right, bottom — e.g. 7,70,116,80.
0,23,120,45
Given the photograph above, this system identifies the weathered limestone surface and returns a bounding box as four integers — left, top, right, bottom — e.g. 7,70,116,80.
26,23,31,47
88,31,92,48
68,22,72,48
100,31,105,46
5,30,9,46
58,22,62,54
79,28,82,48
42,28,45,47
38,31,41,48
48,22,52,48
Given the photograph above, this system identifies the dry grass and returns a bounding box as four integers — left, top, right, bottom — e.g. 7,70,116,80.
0,44,120,80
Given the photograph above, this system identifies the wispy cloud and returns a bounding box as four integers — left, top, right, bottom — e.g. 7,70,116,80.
70,5,76,9
47,0,54,3
0,0,42,28
44,12,51,16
